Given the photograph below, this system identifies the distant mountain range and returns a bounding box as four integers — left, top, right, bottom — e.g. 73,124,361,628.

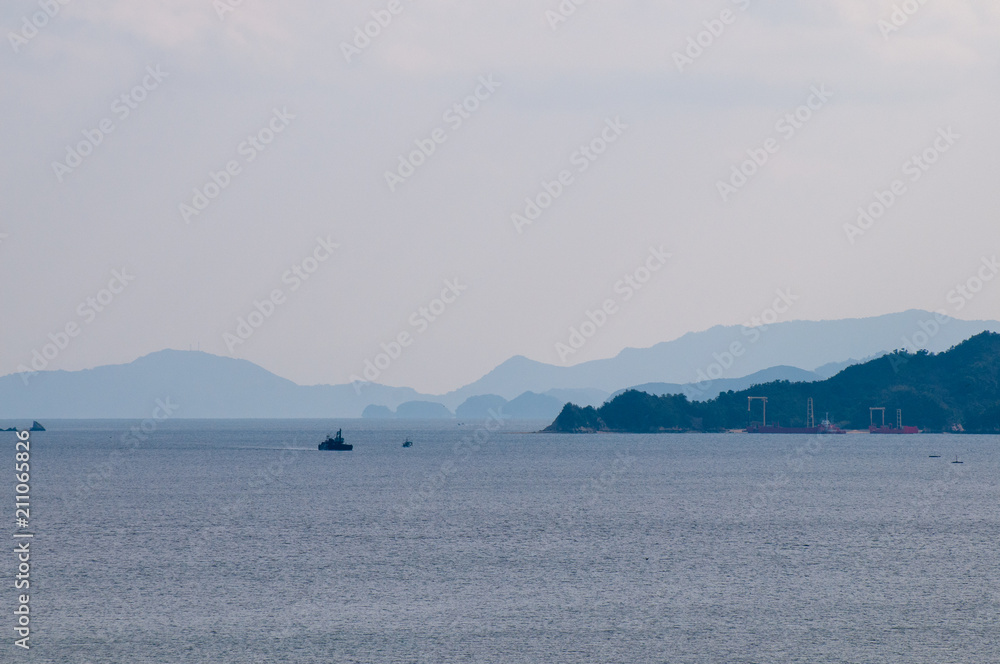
1,310,996,419
609,365,825,401
362,392,566,420
0,350,428,419
546,331,1000,434
440,310,997,401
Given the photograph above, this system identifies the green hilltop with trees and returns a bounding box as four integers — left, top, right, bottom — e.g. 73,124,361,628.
544,332,1000,434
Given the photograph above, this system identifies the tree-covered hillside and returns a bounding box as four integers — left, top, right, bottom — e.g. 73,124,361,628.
545,332,1000,433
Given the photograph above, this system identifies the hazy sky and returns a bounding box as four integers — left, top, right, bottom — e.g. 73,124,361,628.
2,0,999,393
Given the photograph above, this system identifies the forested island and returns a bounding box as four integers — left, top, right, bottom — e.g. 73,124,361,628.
544,332,1000,434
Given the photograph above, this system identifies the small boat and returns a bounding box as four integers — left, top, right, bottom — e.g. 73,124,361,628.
318,429,352,451
951,455,963,464
928,454,941,458
402,440,413,448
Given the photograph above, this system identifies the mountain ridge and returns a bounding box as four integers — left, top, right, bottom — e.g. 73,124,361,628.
2,311,998,418
435,310,999,402
545,332,1000,434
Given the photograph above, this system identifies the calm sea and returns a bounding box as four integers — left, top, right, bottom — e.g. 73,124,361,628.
7,419,999,663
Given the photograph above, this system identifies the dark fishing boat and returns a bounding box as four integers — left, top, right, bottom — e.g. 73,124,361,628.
402,440,413,448
318,429,352,451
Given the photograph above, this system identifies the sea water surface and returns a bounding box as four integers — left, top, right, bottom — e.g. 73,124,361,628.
8,420,1000,663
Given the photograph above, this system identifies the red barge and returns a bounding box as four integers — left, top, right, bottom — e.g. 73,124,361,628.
745,397,846,434
869,407,919,434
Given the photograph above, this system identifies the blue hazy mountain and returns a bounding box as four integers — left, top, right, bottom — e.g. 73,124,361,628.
541,388,610,408
2,311,997,419
394,401,454,419
454,392,569,421
455,394,509,420
361,404,394,419
505,392,564,419
0,350,431,419
812,354,886,379
547,332,1000,433
609,366,823,402
361,402,457,419
438,310,999,401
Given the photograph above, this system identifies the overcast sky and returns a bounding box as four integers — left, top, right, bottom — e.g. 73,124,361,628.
2,0,998,393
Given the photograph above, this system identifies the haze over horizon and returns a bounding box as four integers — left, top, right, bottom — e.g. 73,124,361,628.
4,1,999,393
